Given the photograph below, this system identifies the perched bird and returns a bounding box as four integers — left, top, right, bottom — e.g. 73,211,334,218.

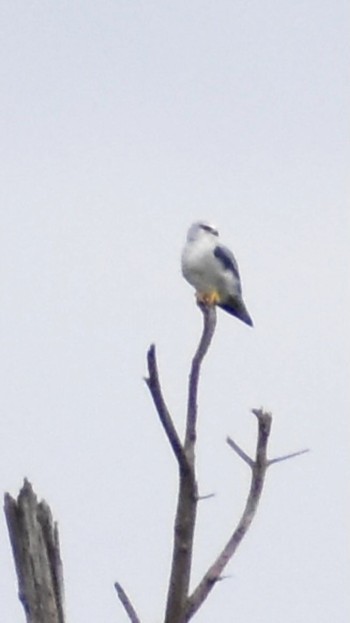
181,221,253,326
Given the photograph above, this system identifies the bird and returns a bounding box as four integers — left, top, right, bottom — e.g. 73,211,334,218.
181,221,253,326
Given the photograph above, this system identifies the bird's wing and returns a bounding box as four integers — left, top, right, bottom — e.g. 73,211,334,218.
213,245,252,325
213,244,241,282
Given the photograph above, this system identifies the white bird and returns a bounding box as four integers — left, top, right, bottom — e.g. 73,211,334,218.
181,221,253,326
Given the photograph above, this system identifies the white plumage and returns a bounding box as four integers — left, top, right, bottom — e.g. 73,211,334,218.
181,221,253,326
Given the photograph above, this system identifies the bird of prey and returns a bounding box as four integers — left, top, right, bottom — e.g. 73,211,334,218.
181,221,253,326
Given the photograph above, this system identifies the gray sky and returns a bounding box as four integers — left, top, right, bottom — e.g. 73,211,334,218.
1,1,349,621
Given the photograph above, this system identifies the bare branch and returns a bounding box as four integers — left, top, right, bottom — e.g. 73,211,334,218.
114,582,141,623
184,409,272,622
196,493,216,501
185,305,217,455
267,448,310,466
164,304,217,623
226,436,254,468
145,344,188,473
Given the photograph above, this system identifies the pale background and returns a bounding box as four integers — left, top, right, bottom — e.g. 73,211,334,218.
1,1,349,622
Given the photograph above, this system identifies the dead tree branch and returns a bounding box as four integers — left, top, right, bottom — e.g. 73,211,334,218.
114,582,141,623
145,344,188,473
185,305,217,457
4,479,65,623
184,409,307,621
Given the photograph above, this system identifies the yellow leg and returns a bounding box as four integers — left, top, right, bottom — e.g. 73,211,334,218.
196,290,221,306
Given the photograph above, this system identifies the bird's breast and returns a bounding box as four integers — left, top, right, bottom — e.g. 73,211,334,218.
182,242,221,291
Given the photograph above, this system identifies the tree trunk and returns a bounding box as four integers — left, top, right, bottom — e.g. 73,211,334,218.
4,479,65,623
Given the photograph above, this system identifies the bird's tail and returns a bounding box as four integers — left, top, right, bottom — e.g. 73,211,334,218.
218,296,253,327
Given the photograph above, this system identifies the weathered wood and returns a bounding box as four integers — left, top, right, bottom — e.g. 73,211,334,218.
4,479,65,623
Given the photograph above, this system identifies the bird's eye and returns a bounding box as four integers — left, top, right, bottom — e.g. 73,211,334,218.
201,224,218,236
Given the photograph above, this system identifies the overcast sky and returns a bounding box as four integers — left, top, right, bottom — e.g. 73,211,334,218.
1,2,349,622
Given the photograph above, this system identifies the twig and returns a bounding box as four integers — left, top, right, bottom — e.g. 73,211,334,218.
196,493,216,501
267,448,310,466
164,304,217,623
226,436,254,468
114,583,141,623
145,344,188,473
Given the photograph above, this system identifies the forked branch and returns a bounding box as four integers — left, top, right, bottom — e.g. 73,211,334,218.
184,409,308,621
133,305,217,623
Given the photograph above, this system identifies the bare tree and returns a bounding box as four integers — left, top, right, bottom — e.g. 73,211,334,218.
115,305,308,622
4,304,307,623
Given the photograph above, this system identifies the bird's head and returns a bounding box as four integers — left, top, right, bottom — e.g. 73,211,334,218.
186,221,219,243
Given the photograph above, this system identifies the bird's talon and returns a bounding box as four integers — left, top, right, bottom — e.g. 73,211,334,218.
196,291,220,306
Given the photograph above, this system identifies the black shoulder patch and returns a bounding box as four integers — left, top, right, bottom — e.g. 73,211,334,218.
214,246,240,279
